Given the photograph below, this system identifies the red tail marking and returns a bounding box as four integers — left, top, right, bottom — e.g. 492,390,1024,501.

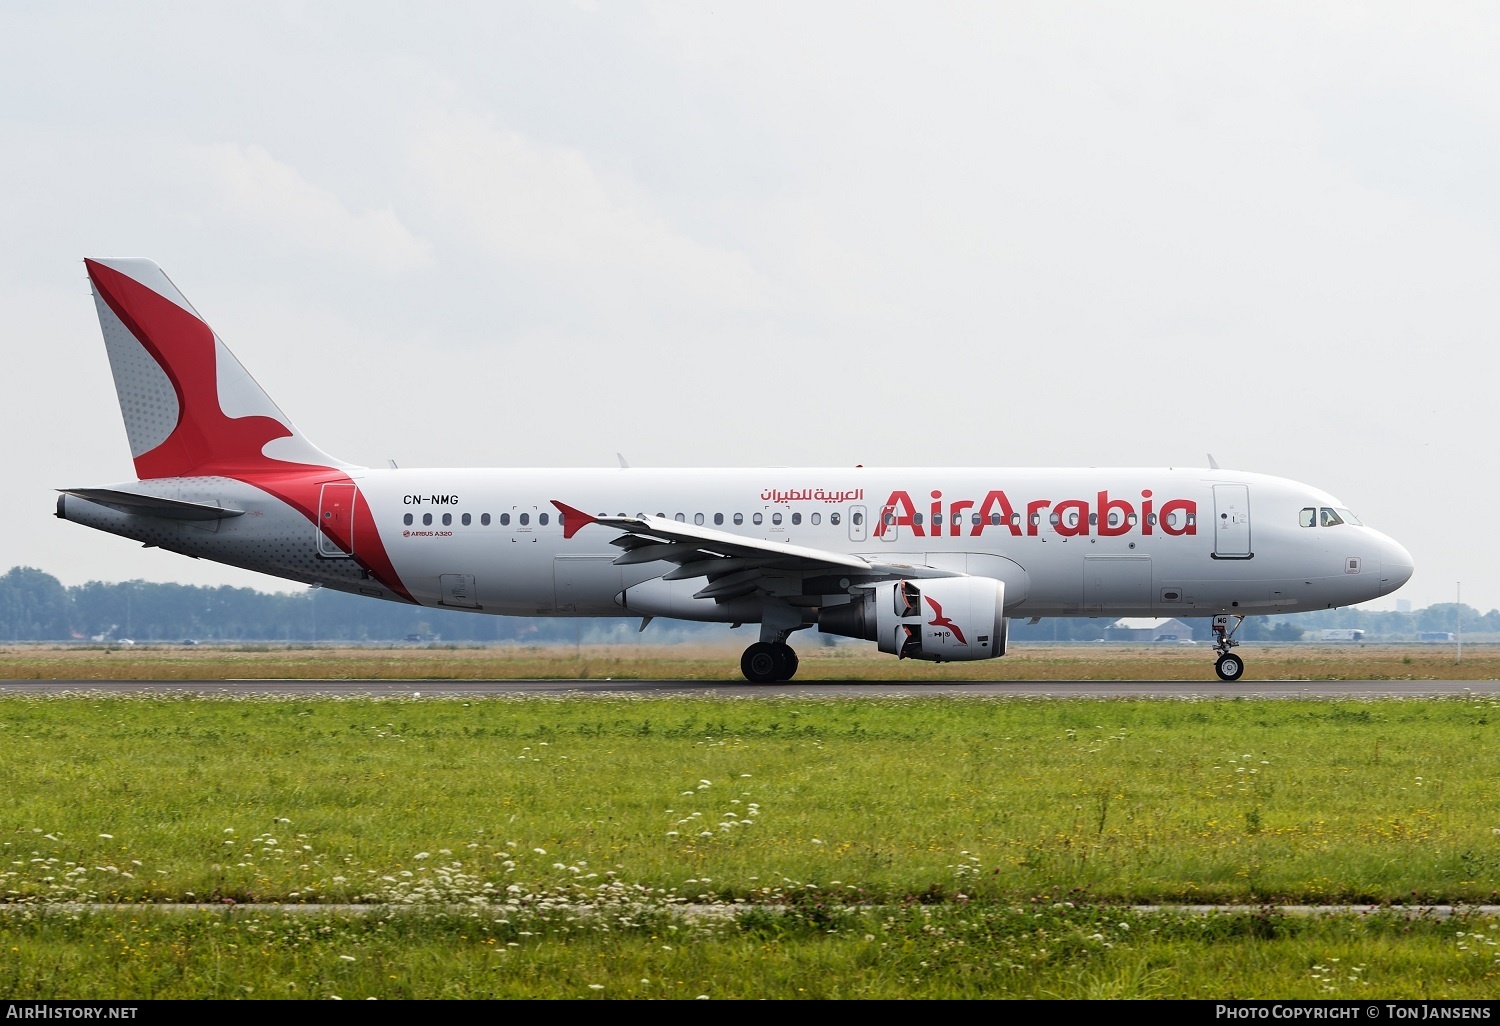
925,595,968,645
86,261,415,604
87,260,295,480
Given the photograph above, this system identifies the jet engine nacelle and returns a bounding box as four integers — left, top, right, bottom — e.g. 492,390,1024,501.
818,577,1008,661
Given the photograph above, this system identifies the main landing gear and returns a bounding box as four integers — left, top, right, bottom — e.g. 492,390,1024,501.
741,641,799,683
1212,614,1246,681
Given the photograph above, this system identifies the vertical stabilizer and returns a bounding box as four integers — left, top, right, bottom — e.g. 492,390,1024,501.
84,258,349,479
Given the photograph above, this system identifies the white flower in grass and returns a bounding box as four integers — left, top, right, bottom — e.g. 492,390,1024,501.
588,984,604,991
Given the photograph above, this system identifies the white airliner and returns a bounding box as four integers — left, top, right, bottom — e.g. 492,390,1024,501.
58,259,1415,682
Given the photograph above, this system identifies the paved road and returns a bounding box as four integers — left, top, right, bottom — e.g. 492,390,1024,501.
1,678,1497,697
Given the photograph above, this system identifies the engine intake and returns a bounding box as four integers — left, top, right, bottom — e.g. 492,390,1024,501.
819,577,1008,661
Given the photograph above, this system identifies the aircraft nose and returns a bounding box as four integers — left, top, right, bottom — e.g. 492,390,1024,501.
1377,534,1415,593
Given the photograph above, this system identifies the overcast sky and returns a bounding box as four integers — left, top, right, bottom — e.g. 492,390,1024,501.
3,2,1496,613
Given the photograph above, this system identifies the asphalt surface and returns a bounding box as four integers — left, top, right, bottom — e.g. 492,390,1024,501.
1,678,1497,697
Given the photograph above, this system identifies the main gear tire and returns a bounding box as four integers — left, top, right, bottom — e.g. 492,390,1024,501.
741,643,781,684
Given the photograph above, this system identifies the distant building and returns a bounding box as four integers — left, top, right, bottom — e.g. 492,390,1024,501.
1106,617,1195,643
1418,631,1455,642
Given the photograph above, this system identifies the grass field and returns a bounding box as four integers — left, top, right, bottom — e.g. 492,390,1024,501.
4,904,1498,999
1,640,1494,681
2,651,1497,999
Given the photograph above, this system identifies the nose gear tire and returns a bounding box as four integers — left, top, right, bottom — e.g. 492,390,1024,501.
1215,653,1245,682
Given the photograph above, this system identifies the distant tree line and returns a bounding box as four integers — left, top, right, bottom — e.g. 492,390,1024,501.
0,566,1494,644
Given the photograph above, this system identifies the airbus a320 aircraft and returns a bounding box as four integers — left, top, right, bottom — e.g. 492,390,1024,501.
58,259,1415,682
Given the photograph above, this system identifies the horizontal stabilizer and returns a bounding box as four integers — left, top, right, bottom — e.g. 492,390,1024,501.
58,488,245,522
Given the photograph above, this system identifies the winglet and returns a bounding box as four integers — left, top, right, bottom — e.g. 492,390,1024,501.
551,500,597,540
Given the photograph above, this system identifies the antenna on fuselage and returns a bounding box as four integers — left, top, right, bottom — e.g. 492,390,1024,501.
1207,453,1220,470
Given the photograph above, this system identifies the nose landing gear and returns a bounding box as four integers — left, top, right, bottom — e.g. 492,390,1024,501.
1212,614,1246,681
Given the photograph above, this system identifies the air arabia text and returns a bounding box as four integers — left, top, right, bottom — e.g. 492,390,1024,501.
872,489,1197,538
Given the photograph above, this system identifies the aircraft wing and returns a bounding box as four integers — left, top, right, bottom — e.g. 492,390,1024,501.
551,501,961,602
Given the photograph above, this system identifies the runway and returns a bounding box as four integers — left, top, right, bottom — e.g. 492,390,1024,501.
2,678,1497,698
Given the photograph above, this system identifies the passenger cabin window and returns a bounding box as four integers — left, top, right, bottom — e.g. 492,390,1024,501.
422,513,432,526
499,513,510,526
1320,507,1344,527
772,513,783,525
403,513,413,526
733,513,743,525
791,512,801,525
830,512,841,525
481,513,491,526
852,512,863,526
519,513,529,526
753,513,763,525
694,513,704,525
714,513,723,526
675,513,685,522
811,512,821,525
539,512,549,526
461,513,471,526
442,513,452,526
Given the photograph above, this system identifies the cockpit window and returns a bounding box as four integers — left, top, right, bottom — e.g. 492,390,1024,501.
1320,507,1344,527
1299,507,1316,528
1335,507,1362,526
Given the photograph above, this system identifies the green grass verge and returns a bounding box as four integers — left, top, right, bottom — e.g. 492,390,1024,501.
2,695,1498,905
3,693,1500,998
2,904,1498,999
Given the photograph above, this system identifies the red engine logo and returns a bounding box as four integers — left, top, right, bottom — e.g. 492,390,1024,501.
925,596,967,645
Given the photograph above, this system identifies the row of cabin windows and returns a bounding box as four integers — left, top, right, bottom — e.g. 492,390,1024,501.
399,508,1195,530
399,510,871,528
675,511,861,527
402,511,544,528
